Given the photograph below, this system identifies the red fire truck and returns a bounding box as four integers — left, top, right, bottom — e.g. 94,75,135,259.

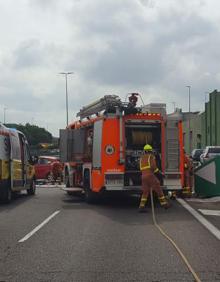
60,94,184,202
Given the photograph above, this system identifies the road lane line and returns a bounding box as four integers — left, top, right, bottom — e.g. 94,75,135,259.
198,209,220,216
18,210,60,243
177,198,220,241
187,196,220,203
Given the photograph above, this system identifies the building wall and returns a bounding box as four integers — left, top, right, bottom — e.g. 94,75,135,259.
200,112,206,148
206,100,211,145
183,114,202,153
216,94,220,145
182,90,220,154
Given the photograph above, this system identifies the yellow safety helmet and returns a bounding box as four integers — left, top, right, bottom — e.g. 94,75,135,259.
143,144,153,151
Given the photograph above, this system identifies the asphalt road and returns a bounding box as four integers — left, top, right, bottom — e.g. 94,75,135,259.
186,197,220,231
0,187,220,282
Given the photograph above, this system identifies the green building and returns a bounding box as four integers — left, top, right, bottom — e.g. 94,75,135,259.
182,90,220,154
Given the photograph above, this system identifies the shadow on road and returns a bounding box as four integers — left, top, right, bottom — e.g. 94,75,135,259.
60,191,191,226
0,192,33,211
60,192,169,225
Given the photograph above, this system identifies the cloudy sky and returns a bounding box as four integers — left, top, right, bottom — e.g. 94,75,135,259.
1,0,220,136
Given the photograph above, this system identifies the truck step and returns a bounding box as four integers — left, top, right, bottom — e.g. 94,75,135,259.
61,187,84,192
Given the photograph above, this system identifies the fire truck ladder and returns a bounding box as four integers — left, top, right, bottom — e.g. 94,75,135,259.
76,95,122,120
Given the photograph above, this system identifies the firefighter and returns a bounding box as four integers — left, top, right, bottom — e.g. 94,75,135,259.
183,151,194,197
52,161,63,184
87,130,93,159
139,144,170,212
128,93,138,107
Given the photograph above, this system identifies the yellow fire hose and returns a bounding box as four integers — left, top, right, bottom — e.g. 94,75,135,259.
150,189,201,282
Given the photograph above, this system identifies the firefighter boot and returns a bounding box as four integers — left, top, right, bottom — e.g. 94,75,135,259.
182,187,192,198
159,196,171,209
170,191,177,200
138,196,148,213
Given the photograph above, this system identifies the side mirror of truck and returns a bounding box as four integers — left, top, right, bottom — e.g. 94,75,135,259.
29,155,38,165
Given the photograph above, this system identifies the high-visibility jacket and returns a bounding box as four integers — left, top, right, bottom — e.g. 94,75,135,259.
140,152,159,174
184,154,193,172
52,162,63,178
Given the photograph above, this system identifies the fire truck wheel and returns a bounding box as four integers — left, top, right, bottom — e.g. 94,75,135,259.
0,180,12,204
84,170,98,204
27,179,36,195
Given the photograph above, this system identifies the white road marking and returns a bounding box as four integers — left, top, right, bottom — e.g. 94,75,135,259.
177,198,220,241
187,196,220,203
18,210,60,243
198,209,220,216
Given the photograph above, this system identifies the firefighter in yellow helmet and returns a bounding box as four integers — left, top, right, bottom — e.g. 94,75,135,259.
139,144,170,212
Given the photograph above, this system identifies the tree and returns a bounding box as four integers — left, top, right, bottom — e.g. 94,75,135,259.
5,123,53,146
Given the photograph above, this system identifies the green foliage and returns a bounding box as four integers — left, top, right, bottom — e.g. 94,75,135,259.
5,123,53,146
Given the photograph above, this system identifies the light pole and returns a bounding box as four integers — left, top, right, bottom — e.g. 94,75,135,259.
186,86,191,153
60,72,73,126
172,102,176,112
3,107,7,124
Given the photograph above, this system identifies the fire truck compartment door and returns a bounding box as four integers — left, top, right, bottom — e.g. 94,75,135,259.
60,129,86,162
163,172,182,190
93,120,103,169
73,129,85,154
60,129,73,162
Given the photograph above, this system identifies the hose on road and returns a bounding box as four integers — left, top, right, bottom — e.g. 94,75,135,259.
150,189,201,282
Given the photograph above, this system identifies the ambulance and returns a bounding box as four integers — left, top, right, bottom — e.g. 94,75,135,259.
0,123,36,203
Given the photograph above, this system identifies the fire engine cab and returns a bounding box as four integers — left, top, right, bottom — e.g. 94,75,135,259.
60,94,184,203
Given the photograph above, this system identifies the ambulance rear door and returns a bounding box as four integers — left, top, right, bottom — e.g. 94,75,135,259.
23,137,34,186
9,129,23,189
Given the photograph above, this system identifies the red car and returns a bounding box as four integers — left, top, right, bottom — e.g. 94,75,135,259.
34,156,63,183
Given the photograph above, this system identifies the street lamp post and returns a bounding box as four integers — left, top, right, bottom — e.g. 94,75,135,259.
172,102,176,112
3,107,7,124
60,72,73,126
186,86,191,153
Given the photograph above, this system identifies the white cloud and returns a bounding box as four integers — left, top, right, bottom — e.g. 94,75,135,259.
0,0,220,136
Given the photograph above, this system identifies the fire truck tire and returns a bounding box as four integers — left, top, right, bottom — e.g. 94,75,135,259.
0,180,12,204
27,179,36,195
84,170,98,204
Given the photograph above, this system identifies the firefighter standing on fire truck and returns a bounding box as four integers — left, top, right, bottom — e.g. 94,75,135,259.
139,144,170,212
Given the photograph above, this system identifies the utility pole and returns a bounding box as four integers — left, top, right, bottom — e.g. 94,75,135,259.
3,107,7,124
59,72,74,126
186,86,191,153
172,102,176,112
